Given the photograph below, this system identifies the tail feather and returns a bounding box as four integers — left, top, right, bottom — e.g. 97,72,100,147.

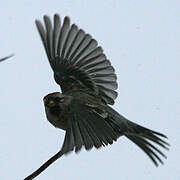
124,121,169,166
105,106,169,166
142,133,169,149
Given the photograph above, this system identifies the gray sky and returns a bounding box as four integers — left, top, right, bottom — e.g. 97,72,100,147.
0,0,179,179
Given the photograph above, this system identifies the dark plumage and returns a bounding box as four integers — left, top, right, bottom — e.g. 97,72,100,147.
35,14,169,165
24,14,170,180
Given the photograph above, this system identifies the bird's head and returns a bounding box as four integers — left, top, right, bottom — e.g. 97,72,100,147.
43,92,65,109
43,92,72,130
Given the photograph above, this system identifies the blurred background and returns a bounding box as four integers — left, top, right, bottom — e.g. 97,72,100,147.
0,0,179,179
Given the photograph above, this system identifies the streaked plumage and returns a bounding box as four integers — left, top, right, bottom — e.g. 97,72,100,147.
36,14,169,166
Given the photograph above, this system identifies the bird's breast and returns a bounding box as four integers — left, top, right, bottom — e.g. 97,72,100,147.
45,106,69,130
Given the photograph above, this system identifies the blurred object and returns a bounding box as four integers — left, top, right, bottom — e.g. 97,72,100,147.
0,54,14,62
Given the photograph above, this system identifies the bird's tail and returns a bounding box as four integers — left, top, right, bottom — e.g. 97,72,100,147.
123,121,169,166
106,106,169,166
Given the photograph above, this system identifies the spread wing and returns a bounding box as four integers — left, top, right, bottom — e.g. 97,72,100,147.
35,14,118,105
0,54,14,62
60,101,169,165
60,102,120,154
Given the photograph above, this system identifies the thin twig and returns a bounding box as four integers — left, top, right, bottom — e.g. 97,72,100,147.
24,150,64,180
0,54,14,62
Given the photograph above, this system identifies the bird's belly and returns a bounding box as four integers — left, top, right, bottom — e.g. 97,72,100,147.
47,114,67,130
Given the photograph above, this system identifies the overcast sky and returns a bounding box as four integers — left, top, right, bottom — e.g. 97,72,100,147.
0,0,179,179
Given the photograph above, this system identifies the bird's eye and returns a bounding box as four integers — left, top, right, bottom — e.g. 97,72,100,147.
48,100,56,107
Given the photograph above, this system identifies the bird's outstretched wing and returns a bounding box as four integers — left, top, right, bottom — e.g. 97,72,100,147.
60,102,120,154
0,54,14,62
35,14,118,105
60,102,169,166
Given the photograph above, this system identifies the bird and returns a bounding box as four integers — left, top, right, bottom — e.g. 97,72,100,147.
0,54,14,62
35,14,169,167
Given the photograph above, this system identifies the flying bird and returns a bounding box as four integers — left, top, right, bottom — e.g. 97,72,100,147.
0,54,14,62
24,14,169,180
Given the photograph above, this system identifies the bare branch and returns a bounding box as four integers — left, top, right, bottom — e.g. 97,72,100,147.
24,150,63,180
0,54,14,62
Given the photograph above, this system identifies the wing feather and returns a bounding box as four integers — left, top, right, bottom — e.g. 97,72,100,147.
57,16,70,57
44,16,53,60
53,14,61,58
60,103,119,154
36,14,118,105
70,115,84,152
